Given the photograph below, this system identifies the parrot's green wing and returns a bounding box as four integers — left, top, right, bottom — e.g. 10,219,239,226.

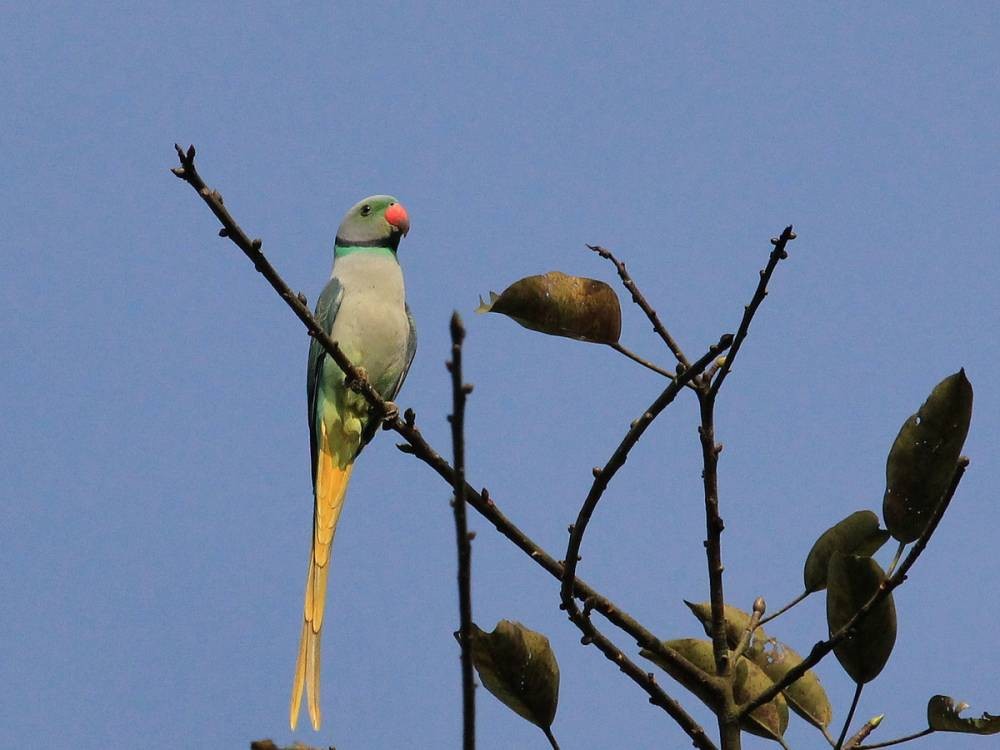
307,276,344,488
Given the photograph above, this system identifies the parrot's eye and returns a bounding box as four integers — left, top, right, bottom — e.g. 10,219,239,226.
360,204,373,216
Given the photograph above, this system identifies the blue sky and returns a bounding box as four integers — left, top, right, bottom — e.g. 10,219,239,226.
2,3,998,748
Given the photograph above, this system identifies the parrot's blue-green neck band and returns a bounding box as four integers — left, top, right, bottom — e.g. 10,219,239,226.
333,244,398,259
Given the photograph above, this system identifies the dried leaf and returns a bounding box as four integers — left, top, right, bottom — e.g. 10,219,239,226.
476,271,621,344
826,553,896,684
641,638,788,742
804,510,890,592
467,620,559,730
755,637,833,730
928,695,1000,734
883,370,973,542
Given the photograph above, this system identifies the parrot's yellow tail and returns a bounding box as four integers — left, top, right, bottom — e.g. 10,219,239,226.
289,435,354,732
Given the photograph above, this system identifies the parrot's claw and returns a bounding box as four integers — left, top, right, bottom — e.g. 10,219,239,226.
382,401,400,425
347,367,370,393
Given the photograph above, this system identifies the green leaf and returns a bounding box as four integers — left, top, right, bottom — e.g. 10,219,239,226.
684,600,759,648
476,271,622,344
467,620,559,730
804,510,891,592
928,695,1000,734
883,370,973,542
640,638,788,742
826,553,896,684
684,600,831,729
753,637,833,731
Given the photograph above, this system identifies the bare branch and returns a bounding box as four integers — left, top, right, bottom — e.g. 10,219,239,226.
740,459,969,718
696,387,730,678
589,244,690,368
708,226,796,398
558,336,732,749
446,313,476,750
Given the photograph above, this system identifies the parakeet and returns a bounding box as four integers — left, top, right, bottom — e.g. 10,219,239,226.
290,195,415,731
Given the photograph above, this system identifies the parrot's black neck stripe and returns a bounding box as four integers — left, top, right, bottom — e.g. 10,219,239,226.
335,235,400,250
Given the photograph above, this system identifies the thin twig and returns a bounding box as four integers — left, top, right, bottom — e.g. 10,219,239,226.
172,145,715,746
692,227,794,744
732,597,766,659
843,714,884,750
588,244,690,368
559,336,732,749
447,312,475,750
741,458,969,718
542,726,561,750
835,683,865,750
856,727,933,749
708,226,796,398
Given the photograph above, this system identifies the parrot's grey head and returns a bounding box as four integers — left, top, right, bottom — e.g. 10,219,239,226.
335,195,410,251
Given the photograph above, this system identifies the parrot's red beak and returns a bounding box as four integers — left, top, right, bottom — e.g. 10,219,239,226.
385,202,410,236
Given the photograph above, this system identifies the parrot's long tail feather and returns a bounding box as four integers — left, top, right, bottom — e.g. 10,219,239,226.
289,445,354,731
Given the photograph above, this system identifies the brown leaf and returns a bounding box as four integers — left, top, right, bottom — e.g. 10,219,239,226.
477,271,621,344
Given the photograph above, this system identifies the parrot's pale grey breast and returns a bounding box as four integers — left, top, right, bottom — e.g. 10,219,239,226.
329,252,410,393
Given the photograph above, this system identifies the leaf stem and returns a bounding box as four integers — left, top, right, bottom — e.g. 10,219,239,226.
836,683,865,750
856,727,934,749
543,726,561,750
758,590,810,628
885,541,905,578
609,341,680,381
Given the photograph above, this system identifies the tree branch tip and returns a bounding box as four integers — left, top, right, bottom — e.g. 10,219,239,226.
170,166,185,177
591,466,602,478
753,596,766,615
449,310,466,340
403,407,416,425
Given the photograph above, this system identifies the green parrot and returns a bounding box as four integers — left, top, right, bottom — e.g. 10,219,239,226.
290,195,416,731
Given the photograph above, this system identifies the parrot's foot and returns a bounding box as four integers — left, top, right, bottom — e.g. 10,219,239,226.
381,401,400,425
347,367,370,393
